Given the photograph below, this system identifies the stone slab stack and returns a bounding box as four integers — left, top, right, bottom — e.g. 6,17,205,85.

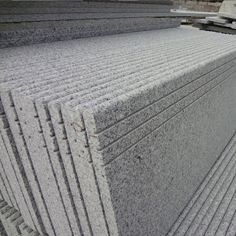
1,27,236,236
193,0,236,34
194,16,236,34
0,0,182,48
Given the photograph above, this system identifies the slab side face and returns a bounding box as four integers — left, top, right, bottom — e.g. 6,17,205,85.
11,93,73,236
81,66,236,235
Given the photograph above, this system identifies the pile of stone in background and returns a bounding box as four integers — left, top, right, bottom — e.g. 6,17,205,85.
194,0,236,34
173,0,222,12
0,0,181,48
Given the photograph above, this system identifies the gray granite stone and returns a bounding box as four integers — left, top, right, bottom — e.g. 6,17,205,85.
2,27,236,236
0,28,226,236
6,30,235,236
0,18,180,48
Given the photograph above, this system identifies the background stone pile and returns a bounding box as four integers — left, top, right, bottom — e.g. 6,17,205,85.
194,0,236,34
0,0,181,48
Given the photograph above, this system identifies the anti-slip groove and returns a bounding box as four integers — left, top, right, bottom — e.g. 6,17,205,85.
92,59,236,152
167,135,236,235
104,69,236,166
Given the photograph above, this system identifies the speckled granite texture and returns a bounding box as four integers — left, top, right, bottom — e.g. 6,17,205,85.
0,17,181,49
1,27,236,236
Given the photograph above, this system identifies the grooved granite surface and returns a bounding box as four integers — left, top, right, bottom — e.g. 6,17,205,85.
1,27,236,236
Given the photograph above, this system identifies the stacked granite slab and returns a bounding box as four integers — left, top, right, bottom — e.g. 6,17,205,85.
0,0,181,48
1,27,236,236
0,26,236,235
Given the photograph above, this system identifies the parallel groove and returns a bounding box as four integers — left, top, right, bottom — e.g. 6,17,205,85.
1,28,236,236
168,134,236,236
